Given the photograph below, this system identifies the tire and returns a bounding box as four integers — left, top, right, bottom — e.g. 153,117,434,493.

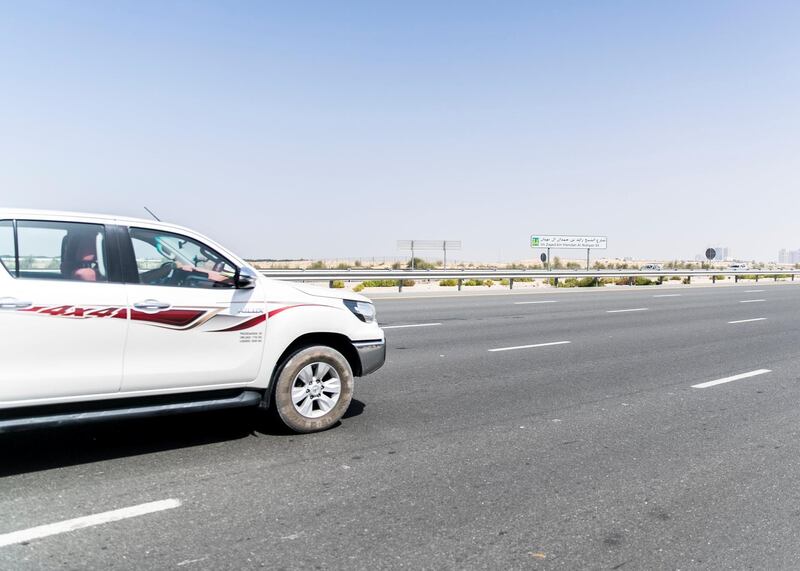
272,345,354,433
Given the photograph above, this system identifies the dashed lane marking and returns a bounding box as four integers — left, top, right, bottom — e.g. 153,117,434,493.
381,323,442,329
489,341,571,352
0,499,182,548
691,369,771,389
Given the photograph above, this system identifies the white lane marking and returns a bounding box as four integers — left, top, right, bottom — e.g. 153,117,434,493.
745,289,765,293
653,294,681,298
739,299,765,303
728,318,767,324
514,300,559,305
0,499,181,548
489,341,571,352
606,308,649,313
692,369,771,389
381,323,442,330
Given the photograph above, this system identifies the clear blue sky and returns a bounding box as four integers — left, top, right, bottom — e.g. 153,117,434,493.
1,1,798,262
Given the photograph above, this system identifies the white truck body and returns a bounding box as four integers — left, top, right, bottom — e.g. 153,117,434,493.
0,209,385,432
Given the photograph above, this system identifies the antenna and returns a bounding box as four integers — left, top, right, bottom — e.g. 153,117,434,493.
143,206,161,222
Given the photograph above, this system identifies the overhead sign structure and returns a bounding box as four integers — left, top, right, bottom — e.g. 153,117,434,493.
397,240,462,270
531,234,607,271
530,235,607,250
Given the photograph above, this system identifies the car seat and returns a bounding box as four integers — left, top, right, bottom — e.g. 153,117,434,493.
60,231,99,281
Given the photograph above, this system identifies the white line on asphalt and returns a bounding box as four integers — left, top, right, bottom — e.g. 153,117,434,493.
691,369,772,389
381,323,442,329
606,308,649,313
739,299,765,303
0,499,181,548
728,318,767,324
745,289,765,293
653,294,682,298
488,341,571,352
514,300,559,305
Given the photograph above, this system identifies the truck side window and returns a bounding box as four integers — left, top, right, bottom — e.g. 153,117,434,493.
129,227,237,289
15,220,108,282
0,220,15,277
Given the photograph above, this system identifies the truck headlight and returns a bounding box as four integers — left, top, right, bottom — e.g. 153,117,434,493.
343,300,376,323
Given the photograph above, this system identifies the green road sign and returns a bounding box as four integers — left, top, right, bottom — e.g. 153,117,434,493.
530,236,540,247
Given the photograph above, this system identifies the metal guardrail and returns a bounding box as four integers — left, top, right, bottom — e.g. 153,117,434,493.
259,268,800,291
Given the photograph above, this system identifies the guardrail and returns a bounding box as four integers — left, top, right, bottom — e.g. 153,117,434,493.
259,268,800,291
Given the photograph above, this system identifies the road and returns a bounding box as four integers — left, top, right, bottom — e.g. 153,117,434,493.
2,282,800,569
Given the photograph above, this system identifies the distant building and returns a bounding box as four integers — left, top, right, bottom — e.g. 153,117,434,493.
779,248,800,264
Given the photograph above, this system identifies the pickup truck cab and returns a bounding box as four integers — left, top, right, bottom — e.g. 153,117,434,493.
0,209,385,433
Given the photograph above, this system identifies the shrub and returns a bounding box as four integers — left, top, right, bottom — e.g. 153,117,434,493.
484,279,494,287
682,277,691,284
711,275,726,281
439,279,458,287
407,257,435,270
331,280,345,289
614,277,631,286
566,262,582,269
463,279,483,286
634,277,654,286
309,260,327,269
500,278,509,286
336,262,350,270
355,279,416,290
576,277,599,287
669,276,682,281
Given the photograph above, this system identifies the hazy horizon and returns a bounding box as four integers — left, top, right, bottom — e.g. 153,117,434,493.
2,1,798,262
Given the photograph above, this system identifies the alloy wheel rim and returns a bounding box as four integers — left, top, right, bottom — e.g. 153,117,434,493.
291,362,342,418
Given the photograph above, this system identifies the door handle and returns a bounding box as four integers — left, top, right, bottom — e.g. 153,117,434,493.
133,300,171,311
0,298,32,310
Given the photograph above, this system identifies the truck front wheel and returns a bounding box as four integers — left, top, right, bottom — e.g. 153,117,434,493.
272,345,354,433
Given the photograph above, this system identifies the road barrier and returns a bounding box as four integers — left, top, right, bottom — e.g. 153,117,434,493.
259,269,800,291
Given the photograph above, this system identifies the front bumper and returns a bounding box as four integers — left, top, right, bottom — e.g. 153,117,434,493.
353,339,386,376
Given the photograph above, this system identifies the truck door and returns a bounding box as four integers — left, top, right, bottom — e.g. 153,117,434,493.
0,219,128,404
119,226,266,392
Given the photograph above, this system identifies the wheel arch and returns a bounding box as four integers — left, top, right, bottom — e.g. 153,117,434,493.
263,332,361,408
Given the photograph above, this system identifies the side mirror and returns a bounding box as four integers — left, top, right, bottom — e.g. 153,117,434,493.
235,266,258,289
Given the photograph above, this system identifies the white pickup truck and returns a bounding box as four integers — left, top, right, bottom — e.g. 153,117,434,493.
0,209,385,433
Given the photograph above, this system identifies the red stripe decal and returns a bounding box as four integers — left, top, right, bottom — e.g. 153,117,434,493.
129,309,208,328
212,313,267,332
210,304,323,333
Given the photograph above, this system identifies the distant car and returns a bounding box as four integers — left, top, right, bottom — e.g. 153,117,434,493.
640,264,663,271
728,263,749,270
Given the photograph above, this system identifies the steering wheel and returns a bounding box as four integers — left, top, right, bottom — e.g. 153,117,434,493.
160,261,193,286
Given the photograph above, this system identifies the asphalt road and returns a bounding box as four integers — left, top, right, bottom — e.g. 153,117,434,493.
2,282,800,570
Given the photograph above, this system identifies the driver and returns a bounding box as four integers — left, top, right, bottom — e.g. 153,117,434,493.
140,261,234,287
